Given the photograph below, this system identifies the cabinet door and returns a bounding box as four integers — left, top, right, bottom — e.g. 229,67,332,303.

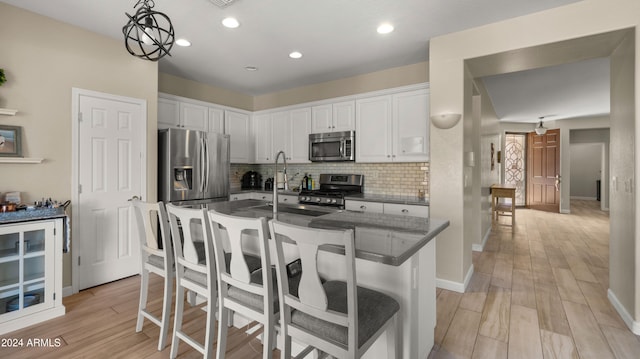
251,192,273,201
208,107,224,133
311,104,333,133
332,100,355,132
180,102,209,131
271,111,289,158
229,193,252,201
253,113,272,164
278,194,299,204
384,203,429,217
344,200,384,213
393,89,429,162
158,97,180,129
289,108,311,163
225,110,252,163
356,95,393,163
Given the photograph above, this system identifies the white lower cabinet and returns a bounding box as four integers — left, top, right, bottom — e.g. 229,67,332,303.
229,192,273,202
0,218,65,335
277,194,298,204
345,199,429,217
345,200,384,213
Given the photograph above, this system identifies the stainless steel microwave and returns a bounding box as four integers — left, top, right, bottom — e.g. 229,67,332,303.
309,130,355,162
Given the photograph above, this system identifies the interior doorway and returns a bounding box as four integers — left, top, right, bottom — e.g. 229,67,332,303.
504,133,527,206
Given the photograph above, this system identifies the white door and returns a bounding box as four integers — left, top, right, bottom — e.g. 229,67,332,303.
74,89,146,290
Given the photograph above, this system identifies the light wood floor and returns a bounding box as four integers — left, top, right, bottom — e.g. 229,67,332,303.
430,200,640,359
3,200,638,358
1,272,274,358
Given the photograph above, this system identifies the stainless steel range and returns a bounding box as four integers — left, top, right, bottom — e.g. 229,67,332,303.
298,174,364,208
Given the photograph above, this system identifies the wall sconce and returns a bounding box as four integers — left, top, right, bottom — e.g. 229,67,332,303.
430,113,462,129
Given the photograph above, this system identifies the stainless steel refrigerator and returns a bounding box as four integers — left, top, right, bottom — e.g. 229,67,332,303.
158,128,230,207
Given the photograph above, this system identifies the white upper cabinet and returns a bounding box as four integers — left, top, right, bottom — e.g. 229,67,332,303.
253,113,273,164
208,107,224,133
356,89,429,163
393,89,430,162
225,110,252,163
288,107,311,163
253,107,311,164
311,100,355,133
356,95,393,162
157,97,180,129
179,102,209,131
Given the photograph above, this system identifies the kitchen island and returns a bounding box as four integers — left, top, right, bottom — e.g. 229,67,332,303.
209,199,449,359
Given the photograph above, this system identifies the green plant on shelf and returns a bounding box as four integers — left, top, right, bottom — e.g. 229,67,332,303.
0,68,6,86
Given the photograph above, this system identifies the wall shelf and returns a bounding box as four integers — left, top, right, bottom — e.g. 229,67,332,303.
0,108,18,116
0,158,44,164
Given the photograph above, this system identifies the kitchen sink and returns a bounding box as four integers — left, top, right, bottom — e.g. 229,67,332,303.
247,204,333,217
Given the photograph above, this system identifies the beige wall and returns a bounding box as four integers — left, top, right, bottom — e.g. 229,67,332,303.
159,72,253,111
429,0,640,330
0,3,159,287
609,31,636,323
253,62,428,111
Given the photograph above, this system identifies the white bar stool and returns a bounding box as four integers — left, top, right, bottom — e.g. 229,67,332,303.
131,199,173,351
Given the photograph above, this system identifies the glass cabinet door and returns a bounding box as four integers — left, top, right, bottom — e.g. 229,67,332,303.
0,222,53,317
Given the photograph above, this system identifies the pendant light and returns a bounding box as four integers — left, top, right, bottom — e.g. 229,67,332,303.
123,0,175,61
535,118,548,135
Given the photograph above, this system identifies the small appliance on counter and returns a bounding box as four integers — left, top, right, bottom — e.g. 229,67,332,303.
264,177,273,191
241,171,262,190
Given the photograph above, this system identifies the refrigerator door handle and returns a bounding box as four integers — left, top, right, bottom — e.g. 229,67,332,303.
200,135,206,193
204,136,210,192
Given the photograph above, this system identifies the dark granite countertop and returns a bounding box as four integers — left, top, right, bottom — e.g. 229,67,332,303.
0,207,67,225
345,193,430,206
209,199,448,266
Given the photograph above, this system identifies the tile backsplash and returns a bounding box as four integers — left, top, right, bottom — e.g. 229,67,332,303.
231,162,429,197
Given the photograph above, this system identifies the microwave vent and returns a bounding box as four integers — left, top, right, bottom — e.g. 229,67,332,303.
209,0,239,8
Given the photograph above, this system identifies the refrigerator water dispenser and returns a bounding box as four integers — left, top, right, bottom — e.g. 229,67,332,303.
173,167,193,191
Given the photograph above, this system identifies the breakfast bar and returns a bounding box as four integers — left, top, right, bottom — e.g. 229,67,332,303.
209,199,449,359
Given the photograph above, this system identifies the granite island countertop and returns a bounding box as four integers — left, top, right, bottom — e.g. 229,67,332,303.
0,207,67,225
209,199,448,266
345,193,429,206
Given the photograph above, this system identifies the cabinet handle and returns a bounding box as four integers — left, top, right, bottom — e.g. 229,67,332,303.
387,155,391,158
401,209,409,213
283,198,288,201
262,196,267,199
392,155,396,158
360,205,366,210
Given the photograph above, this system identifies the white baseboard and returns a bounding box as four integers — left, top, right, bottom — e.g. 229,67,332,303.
560,209,571,214
63,286,74,297
608,289,640,335
473,228,492,252
436,264,474,293
570,196,597,200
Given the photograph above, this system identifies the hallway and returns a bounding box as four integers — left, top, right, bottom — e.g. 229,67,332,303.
430,200,640,358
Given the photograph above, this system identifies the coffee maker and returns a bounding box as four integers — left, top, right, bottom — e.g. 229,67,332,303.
241,171,262,189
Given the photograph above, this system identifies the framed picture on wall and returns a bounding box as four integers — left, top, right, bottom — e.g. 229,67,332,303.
0,125,23,157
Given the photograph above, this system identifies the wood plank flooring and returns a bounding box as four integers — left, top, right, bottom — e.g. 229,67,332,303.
0,274,273,358
2,200,638,358
430,200,640,359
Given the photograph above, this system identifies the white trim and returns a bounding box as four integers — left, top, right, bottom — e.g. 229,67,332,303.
570,196,597,200
473,228,492,252
560,209,571,214
436,264,474,293
63,286,74,297
0,157,44,164
71,88,148,294
251,83,430,115
608,289,640,335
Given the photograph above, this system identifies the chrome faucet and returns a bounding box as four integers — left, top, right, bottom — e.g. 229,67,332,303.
273,150,288,217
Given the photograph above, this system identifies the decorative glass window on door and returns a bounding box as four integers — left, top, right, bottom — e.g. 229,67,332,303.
505,134,526,206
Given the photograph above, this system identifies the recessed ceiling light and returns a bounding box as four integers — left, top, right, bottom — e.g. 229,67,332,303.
175,38,191,47
244,66,258,71
289,51,302,59
222,17,240,28
377,23,394,34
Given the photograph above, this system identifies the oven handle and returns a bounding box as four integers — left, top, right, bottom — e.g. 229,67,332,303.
340,139,345,158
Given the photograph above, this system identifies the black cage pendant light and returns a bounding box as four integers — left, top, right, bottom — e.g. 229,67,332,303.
123,0,175,61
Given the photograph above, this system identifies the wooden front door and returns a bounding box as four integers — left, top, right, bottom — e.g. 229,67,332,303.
527,129,560,212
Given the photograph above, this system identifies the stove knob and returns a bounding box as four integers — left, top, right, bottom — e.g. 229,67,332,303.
316,198,321,203
331,199,337,204
325,198,332,203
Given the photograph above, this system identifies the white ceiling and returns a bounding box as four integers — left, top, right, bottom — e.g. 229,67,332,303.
2,0,607,122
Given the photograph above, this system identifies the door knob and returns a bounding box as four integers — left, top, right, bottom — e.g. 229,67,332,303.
555,174,561,191
128,195,140,201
